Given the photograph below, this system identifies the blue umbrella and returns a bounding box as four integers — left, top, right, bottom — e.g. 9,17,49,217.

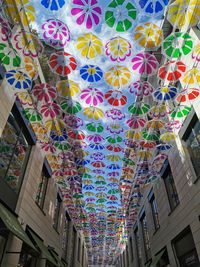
138,0,169,16
89,143,105,150
41,0,65,10
80,65,103,83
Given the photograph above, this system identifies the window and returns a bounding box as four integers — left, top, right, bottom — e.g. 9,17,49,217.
134,227,142,267
53,194,62,230
62,213,70,260
82,245,84,265
163,163,179,211
35,168,49,210
140,213,151,261
129,237,134,262
70,227,77,267
78,237,81,262
172,227,200,267
149,194,160,230
182,114,200,178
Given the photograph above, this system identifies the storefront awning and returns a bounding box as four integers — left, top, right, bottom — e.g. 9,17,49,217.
50,250,67,267
27,229,58,266
150,249,166,267
0,203,36,251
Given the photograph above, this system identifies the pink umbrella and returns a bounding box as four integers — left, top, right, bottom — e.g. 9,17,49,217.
80,87,104,106
126,116,146,128
87,134,104,143
105,109,125,120
40,102,61,119
42,19,70,49
129,80,154,97
32,83,57,102
71,0,102,29
48,51,77,76
131,52,159,77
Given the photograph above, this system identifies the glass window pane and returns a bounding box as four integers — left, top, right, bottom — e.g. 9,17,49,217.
35,172,48,209
150,196,160,230
164,170,179,210
141,214,151,260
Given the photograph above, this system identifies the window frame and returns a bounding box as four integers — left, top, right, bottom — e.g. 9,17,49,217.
134,226,142,267
140,212,151,261
53,193,62,231
149,193,160,231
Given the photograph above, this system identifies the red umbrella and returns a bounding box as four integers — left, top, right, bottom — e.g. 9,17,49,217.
107,195,118,201
158,60,186,81
176,88,200,103
68,129,85,140
106,144,123,152
92,161,106,168
105,90,127,106
140,140,157,149
48,51,77,76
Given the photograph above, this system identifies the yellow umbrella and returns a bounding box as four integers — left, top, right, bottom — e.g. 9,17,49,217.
137,150,153,159
30,122,47,142
125,130,141,140
134,22,163,49
83,107,104,120
85,192,95,197
82,179,92,185
24,56,38,80
181,68,200,86
5,0,35,26
167,0,200,30
74,149,89,158
106,155,122,162
45,119,65,133
160,132,176,142
105,66,131,88
146,119,164,129
56,80,79,98
76,33,103,59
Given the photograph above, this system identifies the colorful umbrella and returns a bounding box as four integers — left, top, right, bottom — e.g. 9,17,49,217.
162,32,193,59
105,0,137,32
0,16,11,41
80,65,103,83
23,108,42,122
134,22,163,50
146,119,164,129
158,60,186,81
6,0,35,26
128,102,150,115
140,140,157,149
142,130,160,141
181,68,200,86
105,90,127,106
176,88,200,103
90,152,105,160
24,56,38,80
149,104,169,118
63,115,83,129
105,109,125,120
165,120,182,131
48,51,77,76
106,135,123,144
106,155,121,162
61,100,82,114
5,70,32,90
105,36,131,62
160,132,176,142
13,30,43,58
17,92,33,107
107,144,123,153
56,80,79,98
40,102,61,119
125,130,141,140
42,19,70,49
83,107,104,120
71,0,102,29
153,86,177,101
0,43,21,67
131,52,158,77
192,44,200,62
156,143,173,151
126,117,146,129
137,150,153,159
107,123,123,134
80,87,104,106
76,33,103,59
68,130,85,140
41,0,65,10
129,80,154,97
87,134,104,143
170,105,191,118
167,0,200,30
138,0,169,16
92,161,105,168
89,143,105,150
86,122,104,133
32,83,56,102
105,66,131,88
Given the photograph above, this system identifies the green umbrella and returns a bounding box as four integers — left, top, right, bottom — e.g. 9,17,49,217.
0,43,21,67
142,130,160,141
82,173,92,179
108,189,120,194
23,108,42,122
60,100,82,114
106,135,123,144
86,207,96,212
122,158,135,166
95,181,107,185
86,122,104,133
170,105,191,118
73,193,83,199
96,198,107,203
128,103,150,115
105,0,137,32
163,32,193,59
54,141,71,151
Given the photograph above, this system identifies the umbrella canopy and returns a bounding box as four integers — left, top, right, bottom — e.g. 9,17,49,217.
153,86,177,102
42,19,70,49
131,52,159,77
126,117,146,129
162,32,193,59
80,65,103,83
167,0,200,30
138,0,169,16
71,0,102,29
80,87,104,106
134,22,163,50
32,83,57,103
5,70,32,90
192,44,200,62
176,88,200,103
129,80,154,97
76,33,103,61
105,109,125,120
56,79,79,98
41,0,65,10
105,90,127,106
48,51,77,76
128,102,150,115
181,68,200,86
0,43,21,67
105,66,131,88
158,60,186,82
105,0,137,32
61,100,82,114
83,107,104,120
105,36,131,62
170,105,191,118
86,122,104,133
